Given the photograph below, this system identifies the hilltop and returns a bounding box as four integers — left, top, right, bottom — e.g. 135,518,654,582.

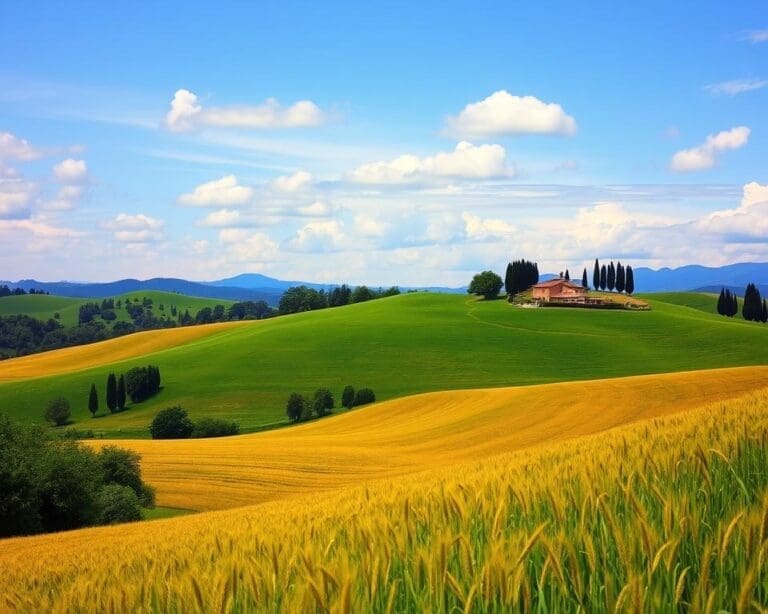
2,291,768,437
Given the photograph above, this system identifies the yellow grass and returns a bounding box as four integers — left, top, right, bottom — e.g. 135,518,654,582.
0,320,249,382
2,375,768,612
91,365,768,511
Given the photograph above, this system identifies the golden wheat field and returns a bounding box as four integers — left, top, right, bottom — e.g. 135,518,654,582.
89,365,768,511
2,382,768,612
0,320,250,382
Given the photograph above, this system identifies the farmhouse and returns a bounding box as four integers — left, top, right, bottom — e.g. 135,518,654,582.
531,279,588,303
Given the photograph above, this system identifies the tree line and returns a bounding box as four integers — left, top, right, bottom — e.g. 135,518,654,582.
86,366,161,419
148,406,239,439
504,260,539,296
0,285,49,297
0,414,155,537
286,385,376,422
279,284,400,315
592,259,635,294
718,284,768,322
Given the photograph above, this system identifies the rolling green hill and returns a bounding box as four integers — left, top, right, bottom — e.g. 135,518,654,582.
1,292,768,437
638,291,718,315
0,290,234,328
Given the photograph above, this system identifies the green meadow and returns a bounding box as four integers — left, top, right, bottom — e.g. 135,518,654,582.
0,290,233,328
1,291,767,438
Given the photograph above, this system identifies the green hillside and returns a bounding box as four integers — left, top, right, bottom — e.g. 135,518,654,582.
2,292,768,437
639,291,718,315
0,290,234,328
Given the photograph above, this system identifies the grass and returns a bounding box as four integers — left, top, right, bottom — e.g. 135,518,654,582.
3,291,768,437
642,291,719,315
86,365,768,511
0,290,233,328
2,382,767,612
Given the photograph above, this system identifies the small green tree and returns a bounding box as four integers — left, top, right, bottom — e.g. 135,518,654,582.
88,384,98,417
467,271,503,300
354,388,376,406
312,388,335,417
96,484,142,524
116,374,126,411
286,393,308,422
149,406,194,439
106,373,117,413
341,385,355,409
45,397,71,427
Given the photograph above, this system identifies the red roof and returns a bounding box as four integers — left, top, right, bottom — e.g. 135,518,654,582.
532,279,583,289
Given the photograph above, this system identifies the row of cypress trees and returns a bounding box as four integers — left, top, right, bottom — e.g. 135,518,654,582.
504,260,539,296
717,285,768,322
592,259,635,294
716,288,740,317
88,373,127,417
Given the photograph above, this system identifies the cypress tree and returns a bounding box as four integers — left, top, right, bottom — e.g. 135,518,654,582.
117,374,126,410
106,373,117,413
616,262,625,293
625,266,635,295
564,269,570,281
607,261,616,292
581,268,588,288
593,259,600,291
88,384,99,417
717,288,725,316
763,299,768,323
504,262,513,295
600,265,607,291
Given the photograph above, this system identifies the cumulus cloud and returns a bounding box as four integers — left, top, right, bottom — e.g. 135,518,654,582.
704,78,768,96
178,175,254,207
287,220,345,252
462,212,517,240
353,214,391,238
0,132,44,161
298,201,334,217
670,126,750,172
106,213,164,243
696,182,768,240
219,229,279,263
445,91,577,138
741,29,768,43
0,177,36,219
349,141,514,184
271,170,313,193
53,158,88,183
165,89,327,132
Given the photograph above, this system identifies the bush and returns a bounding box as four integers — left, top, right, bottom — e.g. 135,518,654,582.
96,484,142,525
354,388,376,406
286,393,308,422
341,385,355,409
312,388,335,417
192,418,240,438
149,406,194,439
44,397,71,426
60,428,95,440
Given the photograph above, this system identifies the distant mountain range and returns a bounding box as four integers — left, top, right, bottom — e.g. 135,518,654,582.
3,262,768,303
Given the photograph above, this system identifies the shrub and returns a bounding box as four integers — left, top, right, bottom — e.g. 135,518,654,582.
354,388,376,406
341,385,355,409
60,428,95,440
312,388,334,417
96,484,141,525
44,397,71,426
286,393,308,422
192,418,240,438
149,406,194,439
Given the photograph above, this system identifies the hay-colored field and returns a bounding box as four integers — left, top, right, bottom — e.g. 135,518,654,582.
3,374,768,612
92,365,768,511
0,320,249,382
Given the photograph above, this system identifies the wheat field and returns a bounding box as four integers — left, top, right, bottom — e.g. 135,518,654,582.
2,377,768,612
90,365,768,511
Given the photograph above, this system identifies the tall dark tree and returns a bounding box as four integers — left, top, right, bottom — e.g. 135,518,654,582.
88,384,99,417
607,261,616,292
564,269,570,281
504,259,539,297
117,375,126,411
581,268,588,289
106,373,117,413
763,299,768,323
742,283,763,322
593,259,600,291
717,288,725,316
504,262,514,295
600,265,607,291
625,266,635,295
615,262,625,293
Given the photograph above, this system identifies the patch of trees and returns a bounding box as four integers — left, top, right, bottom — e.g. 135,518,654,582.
591,259,635,294
286,385,376,422
278,285,400,315
504,260,539,297
741,284,768,323
468,271,504,300
0,285,49,297
716,288,740,317
0,414,155,537
148,406,239,439
0,314,62,358
125,365,161,403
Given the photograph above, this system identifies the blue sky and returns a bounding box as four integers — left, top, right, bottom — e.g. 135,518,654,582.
1,1,767,285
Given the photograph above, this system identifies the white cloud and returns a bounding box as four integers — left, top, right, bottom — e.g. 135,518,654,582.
445,91,577,138
462,212,517,240
178,175,254,207
287,220,345,252
696,182,768,239
271,170,313,193
353,214,391,238
219,229,279,263
670,126,750,172
0,177,36,219
165,89,327,132
0,132,43,161
349,141,515,184
705,78,768,96
741,29,768,43
53,158,88,183
298,201,333,217
106,213,164,243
